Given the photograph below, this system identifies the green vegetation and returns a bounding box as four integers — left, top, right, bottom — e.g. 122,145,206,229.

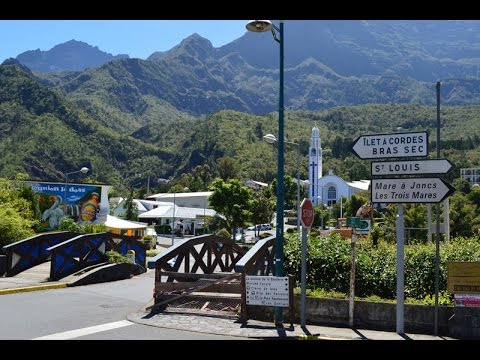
58,217,108,234
0,176,37,248
105,250,134,264
146,249,160,257
284,233,480,303
208,178,253,239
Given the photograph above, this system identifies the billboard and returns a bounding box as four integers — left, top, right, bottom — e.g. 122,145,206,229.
24,181,111,231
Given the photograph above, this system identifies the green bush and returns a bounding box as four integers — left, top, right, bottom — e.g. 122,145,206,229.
259,232,273,239
146,249,160,257
284,234,480,301
106,250,134,264
286,227,295,234
155,224,172,235
216,228,230,240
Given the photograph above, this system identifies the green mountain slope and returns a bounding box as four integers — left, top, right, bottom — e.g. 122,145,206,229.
0,60,173,192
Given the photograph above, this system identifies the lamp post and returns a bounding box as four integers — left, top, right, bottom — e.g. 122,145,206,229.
247,20,284,325
64,167,89,215
263,134,300,236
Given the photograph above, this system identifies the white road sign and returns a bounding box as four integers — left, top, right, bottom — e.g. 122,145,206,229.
371,178,454,203
371,159,454,176
350,131,428,159
245,275,289,307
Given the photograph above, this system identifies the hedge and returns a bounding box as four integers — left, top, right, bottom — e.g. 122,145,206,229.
284,233,480,300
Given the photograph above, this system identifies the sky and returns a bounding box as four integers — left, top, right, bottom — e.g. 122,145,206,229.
0,20,249,63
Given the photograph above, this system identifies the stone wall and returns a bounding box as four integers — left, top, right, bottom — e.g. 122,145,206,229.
245,295,454,336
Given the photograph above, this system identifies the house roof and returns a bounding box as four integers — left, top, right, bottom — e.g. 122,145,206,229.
105,215,148,230
139,205,217,219
146,191,212,200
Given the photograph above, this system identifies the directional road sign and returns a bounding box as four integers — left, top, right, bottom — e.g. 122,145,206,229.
371,159,455,176
371,177,455,203
350,131,428,159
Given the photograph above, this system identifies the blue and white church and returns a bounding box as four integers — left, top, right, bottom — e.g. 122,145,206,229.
308,125,370,206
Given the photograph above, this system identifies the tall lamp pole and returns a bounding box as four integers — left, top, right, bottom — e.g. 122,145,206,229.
247,20,285,325
64,167,89,215
263,134,300,237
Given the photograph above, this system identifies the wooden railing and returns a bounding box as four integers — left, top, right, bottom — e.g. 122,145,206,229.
47,232,146,281
148,234,246,309
233,235,275,276
2,231,78,276
233,235,294,325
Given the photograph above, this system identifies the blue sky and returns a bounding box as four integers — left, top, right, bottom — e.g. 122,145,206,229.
0,20,249,62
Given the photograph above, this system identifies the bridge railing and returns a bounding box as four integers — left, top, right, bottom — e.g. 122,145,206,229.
233,235,294,324
148,234,246,308
2,231,78,277
234,235,275,276
47,232,146,281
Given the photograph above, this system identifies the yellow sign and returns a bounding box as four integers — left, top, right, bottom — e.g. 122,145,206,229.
448,262,480,294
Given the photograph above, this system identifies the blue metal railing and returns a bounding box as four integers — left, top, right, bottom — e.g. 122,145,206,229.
2,231,78,276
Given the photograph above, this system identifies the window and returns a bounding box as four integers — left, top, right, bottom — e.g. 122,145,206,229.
311,149,316,156
327,186,336,202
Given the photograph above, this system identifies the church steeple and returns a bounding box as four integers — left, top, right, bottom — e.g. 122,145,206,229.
309,124,323,205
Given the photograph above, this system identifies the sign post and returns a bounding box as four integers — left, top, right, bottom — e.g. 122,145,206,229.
300,198,313,327
349,227,357,327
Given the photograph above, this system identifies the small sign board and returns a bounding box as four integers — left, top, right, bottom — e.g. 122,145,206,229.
245,275,289,307
454,294,480,307
448,262,480,294
371,159,454,176
346,217,360,228
371,178,454,203
350,131,428,160
355,220,371,235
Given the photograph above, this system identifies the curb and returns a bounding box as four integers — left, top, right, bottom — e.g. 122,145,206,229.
0,283,67,295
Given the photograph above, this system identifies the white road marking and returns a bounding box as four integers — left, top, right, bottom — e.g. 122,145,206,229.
32,320,133,340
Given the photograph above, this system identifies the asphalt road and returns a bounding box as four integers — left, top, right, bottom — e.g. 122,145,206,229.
0,269,245,340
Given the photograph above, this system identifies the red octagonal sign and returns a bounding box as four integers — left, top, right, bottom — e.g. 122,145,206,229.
300,198,314,228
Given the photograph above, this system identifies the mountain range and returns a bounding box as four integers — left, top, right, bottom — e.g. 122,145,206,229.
16,40,129,72
2,20,480,192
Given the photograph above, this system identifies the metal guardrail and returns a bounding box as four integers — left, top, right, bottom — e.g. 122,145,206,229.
47,232,146,281
2,231,78,277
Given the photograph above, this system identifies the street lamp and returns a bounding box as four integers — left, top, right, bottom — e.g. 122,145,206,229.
247,20,285,325
64,167,89,215
263,134,300,236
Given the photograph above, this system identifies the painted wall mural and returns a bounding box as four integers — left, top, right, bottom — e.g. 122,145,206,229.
24,181,111,231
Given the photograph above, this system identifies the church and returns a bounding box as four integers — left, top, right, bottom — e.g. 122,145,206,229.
308,125,370,206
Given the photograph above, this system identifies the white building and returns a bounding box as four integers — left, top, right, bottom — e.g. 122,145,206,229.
111,192,217,236
460,167,480,186
308,126,370,206
146,191,212,209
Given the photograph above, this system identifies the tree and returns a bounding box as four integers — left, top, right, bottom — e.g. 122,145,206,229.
216,156,238,181
271,175,297,209
251,188,275,237
449,192,480,237
453,178,471,194
208,178,253,240
124,189,138,221
0,177,37,248
345,192,370,217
